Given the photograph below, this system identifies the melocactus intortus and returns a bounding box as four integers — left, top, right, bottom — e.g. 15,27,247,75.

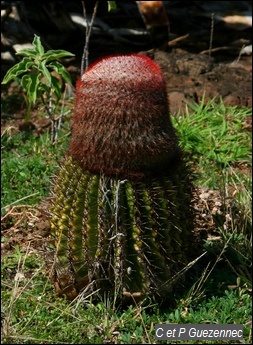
49,54,201,305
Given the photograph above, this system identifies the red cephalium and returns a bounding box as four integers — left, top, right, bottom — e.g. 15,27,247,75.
68,54,180,179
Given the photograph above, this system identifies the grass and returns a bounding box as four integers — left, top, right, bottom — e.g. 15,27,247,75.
1,250,252,344
172,97,251,188
1,98,252,344
1,249,252,344
1,119,70,215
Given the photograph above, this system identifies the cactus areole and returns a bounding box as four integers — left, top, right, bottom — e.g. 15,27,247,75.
69,54,180,179
49,54,200,305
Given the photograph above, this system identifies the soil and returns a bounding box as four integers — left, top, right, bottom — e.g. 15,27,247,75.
1,2,252,263
155,50,252,114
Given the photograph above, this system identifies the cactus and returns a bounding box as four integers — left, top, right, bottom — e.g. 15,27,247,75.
48,54,202,304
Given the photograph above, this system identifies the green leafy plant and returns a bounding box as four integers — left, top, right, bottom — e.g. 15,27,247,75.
1,34,75,143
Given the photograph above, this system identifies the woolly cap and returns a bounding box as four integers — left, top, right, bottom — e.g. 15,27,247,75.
69,54,179,178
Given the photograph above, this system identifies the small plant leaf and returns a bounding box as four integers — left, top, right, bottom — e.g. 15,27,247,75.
33,35,44,56
20,74,30,91
43,50,75,62
21,74,39,105
108,1,117,11
1,58,33,84
28,73,40,104
37,60,52,85
49,61,72,84
15,48,38,58
20,73,39,121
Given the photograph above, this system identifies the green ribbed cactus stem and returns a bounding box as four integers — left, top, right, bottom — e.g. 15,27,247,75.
49,156,196,304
